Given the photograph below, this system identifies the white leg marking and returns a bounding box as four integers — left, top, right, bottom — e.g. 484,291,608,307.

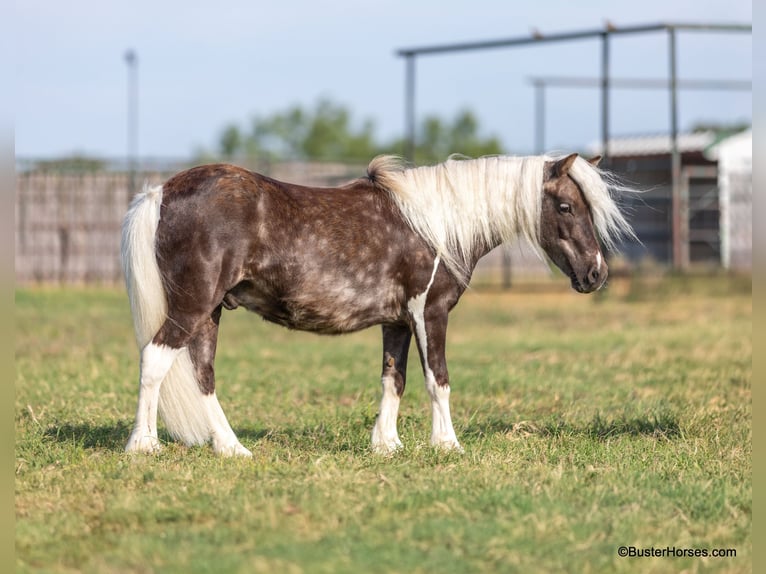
407,256,463,452
125,343,181,453
154,350,251,456
424,373,462,452
202,392,253,457
407,255,441,361
371,369,403,454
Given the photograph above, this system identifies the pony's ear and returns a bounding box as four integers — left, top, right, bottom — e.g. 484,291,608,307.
554,153,578,177
587,155,602,167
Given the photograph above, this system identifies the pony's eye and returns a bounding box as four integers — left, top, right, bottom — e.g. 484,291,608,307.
559,203,571,214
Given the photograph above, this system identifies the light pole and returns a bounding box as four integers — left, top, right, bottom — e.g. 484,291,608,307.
124,49,138,198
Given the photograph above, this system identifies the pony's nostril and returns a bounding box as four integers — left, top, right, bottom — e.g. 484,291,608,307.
587,266,600,285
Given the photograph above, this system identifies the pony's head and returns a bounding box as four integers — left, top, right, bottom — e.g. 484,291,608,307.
540,153,610,293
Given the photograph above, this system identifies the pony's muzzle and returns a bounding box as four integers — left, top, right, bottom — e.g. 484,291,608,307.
584,258,608,292
571,253,608,293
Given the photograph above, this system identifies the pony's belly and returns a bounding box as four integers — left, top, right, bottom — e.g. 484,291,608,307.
223,278,404,334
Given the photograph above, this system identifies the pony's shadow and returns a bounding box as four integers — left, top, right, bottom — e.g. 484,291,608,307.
462,410,682,441
43,422,272,451
44,421,135,450
42,411,679,455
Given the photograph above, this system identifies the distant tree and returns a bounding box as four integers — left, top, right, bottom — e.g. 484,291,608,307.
217,98,378,162
249,106,309,160
301,99,378,161
387,109,504,164
33,155,107,172
418,109,503,163
690,121,750,136
219,124,244,159
213,98,505,164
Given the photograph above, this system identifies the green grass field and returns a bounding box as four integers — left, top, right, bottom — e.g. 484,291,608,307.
15,275,751,573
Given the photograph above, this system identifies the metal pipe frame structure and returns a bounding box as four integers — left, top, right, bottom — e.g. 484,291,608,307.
529,76,752,153
396,22,751,270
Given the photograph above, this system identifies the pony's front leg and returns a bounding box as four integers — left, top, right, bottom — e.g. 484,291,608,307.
371,324,412,454
410,306,463,453
125,342,182,453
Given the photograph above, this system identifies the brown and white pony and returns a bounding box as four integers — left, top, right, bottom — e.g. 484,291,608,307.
121,153,633,456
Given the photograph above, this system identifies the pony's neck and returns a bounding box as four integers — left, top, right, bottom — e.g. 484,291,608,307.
407,155,545,275
376,155,546,284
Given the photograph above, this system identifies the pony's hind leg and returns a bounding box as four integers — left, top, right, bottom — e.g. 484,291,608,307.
125,309,198,454
184,306,251,457
126,305,251,457
125,342,182,453
371,324,412,454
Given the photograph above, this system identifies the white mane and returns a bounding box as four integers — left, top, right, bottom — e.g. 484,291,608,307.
368,154,634,283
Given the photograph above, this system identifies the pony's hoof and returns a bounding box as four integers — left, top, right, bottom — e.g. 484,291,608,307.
125,434,162,454
371,438,403,455
432,439,464,454
215,442,253,457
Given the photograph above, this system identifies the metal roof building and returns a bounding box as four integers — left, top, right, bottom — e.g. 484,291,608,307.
705,129,752,270
587,129,751,270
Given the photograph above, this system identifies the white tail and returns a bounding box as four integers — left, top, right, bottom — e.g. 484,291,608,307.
121,185,223,447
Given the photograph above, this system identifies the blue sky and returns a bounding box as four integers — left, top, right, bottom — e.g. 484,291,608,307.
15,0,752,159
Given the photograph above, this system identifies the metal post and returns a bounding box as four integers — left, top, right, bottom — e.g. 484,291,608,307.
125,50,138,199
596,30,612,284
404,54,416,161
668,28,684,269
534,80,545,154
600,31,610,165
501,246,512,289
679,167,691,269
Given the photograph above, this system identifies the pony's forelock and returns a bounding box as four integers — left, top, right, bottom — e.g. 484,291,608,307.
565,155,638,250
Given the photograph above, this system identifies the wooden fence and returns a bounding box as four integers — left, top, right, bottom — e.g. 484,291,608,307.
14,162,366,284
17,171,136,283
